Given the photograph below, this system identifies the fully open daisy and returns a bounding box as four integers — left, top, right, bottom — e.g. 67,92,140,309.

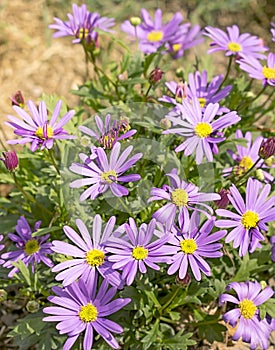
43,277,131,350
51,215,123,288
162,99,240,164
166,215,226,281
105,218,173,286
148,168,221,229
6,100,75,151
70,142,142,201
1,216,53,277
219,281,275,350
204,25,268,59
215,178,275,256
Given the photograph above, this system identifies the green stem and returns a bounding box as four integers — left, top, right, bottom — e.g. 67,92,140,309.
159,287,181,315
145,84,152,97
234,157,262,187
217,56,233,92
254,88,275,122
47,149,60,176
12,173,53,216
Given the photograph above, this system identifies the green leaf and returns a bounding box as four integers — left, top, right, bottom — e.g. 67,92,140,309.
33,226,61,237
12,259,31,285
141,319,160,349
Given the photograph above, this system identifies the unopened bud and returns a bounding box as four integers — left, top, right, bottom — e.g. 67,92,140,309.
149,67,163,84
11,90,25,108
264,156,274,167
160,118,171,130
259,137,275,159
118,117,130,133
130,17,141,27
26,300,40,313
175,82,188,103
176,272,191,286
214,189,230,209
0,151,19,171
255,169,265,181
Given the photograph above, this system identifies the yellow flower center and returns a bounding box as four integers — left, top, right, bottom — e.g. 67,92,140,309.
147,30,164,42
262,66,275,80
194,122,213,138
172,43,182,52
86,249,105,266
198,98,207,108
239,156,254,171
24,239,40,255
100,170,117,184
35,126,54,139
79,303,98,322
171,188,189,207
180,239,197,254
241,210,259,229
132,246,148,260
78,28,89,39
228,42,242,52
239,299,257,319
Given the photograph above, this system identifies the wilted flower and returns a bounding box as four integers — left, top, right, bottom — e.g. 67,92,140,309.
1,216,53,277
259,136,275,159
204,25,268,60
163,99,240,164
237,52,275,86
26,300,40,313
0,151,18,171
70,142,142,201
219,281,275,350
51,215,123,288
79,114,136,150
49,3,115,46
43,278,131,350
215,178,275,256
11,90,24,108
223,130,274,183
148,168,220,229
6,100,75,152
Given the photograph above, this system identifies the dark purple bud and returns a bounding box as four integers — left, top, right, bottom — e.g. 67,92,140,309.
0,151,19,171
176,272,191,286
149,67,163,84
11,90,25,108
258,137,275,159
214,189,230,209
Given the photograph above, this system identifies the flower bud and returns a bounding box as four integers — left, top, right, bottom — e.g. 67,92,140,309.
160,118,171,130
214,189,230,209
259,137,275,159
11,90,25,108
0,289,8,302
176,272,191,286
130,17,141,27
0,151,19,171
149,67,163,84
26,300,40,313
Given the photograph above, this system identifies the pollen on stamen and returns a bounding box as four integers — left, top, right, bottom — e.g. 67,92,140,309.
194,122,213,138
147,30,164,42
241,210,259,229
101,170,118,184
132,246,148,260
239,299,257,319
171,188,189,207
24,239,40,255
180,239,197,254
228,42,242,52
262,66,275,80
78,303,98,323
35,126,54,139
86,249,105,267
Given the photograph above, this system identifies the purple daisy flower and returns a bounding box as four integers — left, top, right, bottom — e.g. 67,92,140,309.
70,142,142,201
121,8,183,53
51,215,123,288
49,3,115,45
204,24,268,60
43,277,131,350
148,168,221,229
1,216,53,277
166,215,226,281
223,130,274,182
79,114,136,149
271,235,275,262
215,178,275,256
168,24,204,59
6,100,75,152
163,99,240,164
237,52,275,86
219,281,275,350
105,218,173,286
159,80,189,106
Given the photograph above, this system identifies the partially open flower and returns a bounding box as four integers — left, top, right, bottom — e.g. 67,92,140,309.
259,137,275,159
11,91,24,108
